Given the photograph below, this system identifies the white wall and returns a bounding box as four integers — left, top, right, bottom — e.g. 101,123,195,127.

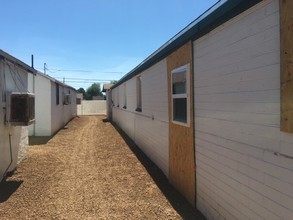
112,59,169,176
194,0,293,219
28,73,51,136
119,84,125,108
77,100,106,115
140,60,169,123
51,83,77,136
0,59,30,181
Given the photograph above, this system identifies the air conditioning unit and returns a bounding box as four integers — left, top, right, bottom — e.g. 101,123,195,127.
63,94,71,105
9,92,35,126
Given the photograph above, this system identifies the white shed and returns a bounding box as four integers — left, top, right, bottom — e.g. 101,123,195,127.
110,0,293,219
0,50,36,181
28,71,77,142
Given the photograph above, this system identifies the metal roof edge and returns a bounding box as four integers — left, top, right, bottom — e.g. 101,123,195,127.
0,49,37,74
111,0,261,90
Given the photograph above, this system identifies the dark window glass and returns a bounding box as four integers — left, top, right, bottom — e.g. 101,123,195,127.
29,96,35,121
56,84,59,105
173,98,187,123
136,77,142,111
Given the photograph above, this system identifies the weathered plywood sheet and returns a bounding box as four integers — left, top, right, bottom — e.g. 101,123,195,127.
167,41,195,206
280,0,293,132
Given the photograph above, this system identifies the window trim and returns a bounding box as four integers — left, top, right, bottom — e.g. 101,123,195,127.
171,64,190,127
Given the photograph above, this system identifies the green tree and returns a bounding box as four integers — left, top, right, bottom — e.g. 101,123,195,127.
77,88,86,99
85,83,102,100
110,80,118,84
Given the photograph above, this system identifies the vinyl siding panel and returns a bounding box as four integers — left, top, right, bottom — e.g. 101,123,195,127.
135,115,169,176
112,108,135,140
118,84,125,108
141,59,168,123
51,84,76,136
29,74,51,136
194,0,293,219
112,59,169,176
125,77,137,111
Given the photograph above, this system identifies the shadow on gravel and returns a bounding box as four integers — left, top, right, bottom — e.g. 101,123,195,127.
108,120,206,220
0,180,23,203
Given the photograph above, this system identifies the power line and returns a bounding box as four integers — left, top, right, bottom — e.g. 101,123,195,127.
63,81,109,84
36,67,124,74
54,77,114,81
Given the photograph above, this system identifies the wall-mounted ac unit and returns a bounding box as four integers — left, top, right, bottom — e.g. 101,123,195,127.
63,94,71,105
9,92,35,126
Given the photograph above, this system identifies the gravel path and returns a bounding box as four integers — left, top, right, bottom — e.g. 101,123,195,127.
0,116,205,219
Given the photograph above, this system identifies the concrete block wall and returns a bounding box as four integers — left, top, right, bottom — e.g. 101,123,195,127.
77,100,106,116
18,127,29,162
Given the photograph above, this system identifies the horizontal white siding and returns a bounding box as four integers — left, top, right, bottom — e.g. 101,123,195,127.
118,84,125,108
125,77,137,111
29,74,51,136
112,88,117,107
135,114,169,176
51,84,77,136
112,108,135,140
141,59,169,122
112,59,169,176
194,0,293,219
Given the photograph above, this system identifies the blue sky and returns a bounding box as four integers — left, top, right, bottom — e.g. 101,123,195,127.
1,0,218,89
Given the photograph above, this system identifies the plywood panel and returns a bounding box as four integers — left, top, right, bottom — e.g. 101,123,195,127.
167,41,195,206
280,0,293,132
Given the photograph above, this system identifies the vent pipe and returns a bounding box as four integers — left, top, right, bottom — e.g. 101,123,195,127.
31,54,34,68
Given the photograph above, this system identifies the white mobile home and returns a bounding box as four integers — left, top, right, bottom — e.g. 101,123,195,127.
28,72,77,141
0,50,36,181
110,0,293,219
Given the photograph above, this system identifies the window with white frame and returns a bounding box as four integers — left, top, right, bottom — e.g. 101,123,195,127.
136,76,142,112
171,64,190,125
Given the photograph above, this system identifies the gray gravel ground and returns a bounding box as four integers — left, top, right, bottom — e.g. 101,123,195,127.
0,116,205,220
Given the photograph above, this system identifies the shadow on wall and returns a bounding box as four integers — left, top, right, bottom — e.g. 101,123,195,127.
106,119,206,220
0,179,23,203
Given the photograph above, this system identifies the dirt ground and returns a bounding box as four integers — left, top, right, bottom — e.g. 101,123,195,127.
0,116,205,220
